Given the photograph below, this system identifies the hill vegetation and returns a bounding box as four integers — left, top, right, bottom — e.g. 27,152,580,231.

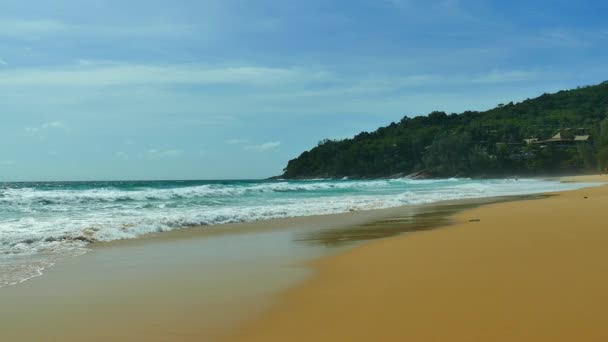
282,81,608,179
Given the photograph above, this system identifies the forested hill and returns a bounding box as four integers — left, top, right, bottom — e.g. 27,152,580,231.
281,81,608,179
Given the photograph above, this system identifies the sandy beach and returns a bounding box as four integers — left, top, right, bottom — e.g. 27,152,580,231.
230,174,608,341
1,176,606,341
0,195,503,341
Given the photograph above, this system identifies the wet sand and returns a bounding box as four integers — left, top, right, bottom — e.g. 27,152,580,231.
1,176,604,341
0,196,510,341
230,175,608,341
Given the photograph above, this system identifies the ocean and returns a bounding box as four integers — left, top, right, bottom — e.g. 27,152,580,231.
0,177,599,287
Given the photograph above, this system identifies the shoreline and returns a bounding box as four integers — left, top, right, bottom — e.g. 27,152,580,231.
92,175,595,249
2,195,502,341
1,176,594,289
0,175,605,341
229,175,608,341
269,172,608,181
94,193,542,248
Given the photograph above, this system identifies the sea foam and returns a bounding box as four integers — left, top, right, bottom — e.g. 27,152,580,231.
0,178,599,287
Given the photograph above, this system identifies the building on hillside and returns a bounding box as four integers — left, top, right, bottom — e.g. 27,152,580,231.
574,135,591,142
537,132,592,147
545,132,568,142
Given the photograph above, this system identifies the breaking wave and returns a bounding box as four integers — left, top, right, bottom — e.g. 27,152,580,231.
0,178,599,287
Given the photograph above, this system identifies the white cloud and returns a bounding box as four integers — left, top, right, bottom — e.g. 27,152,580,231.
0,19,66,37
0,160,15,167
24,121,67,133
43,121,65,129
472,70,538,84
532,29,589,48
146,148,182,159
0,58,545,104
383,0,471,21
0,63,331,88
246,141,281,152
0,58,7,66
0,19,193,39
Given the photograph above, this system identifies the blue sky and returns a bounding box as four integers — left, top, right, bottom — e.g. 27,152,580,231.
1,0,607,181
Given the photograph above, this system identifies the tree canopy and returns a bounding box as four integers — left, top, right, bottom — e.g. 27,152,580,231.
282,81,608,179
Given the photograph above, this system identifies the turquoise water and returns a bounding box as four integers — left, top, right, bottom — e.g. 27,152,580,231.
0,178,599,287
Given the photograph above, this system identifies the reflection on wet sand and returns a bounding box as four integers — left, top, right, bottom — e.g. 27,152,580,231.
295,195,549,247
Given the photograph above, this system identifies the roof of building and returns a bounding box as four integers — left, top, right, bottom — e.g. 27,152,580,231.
574,135,590,141
544,133,568,142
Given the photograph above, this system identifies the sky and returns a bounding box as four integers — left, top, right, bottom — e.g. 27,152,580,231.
1,0,607,181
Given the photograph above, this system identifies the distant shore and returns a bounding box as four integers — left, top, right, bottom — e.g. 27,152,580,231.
229,174,608,341
270,172,607,181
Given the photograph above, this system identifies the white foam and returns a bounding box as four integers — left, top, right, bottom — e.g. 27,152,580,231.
0,178,601,288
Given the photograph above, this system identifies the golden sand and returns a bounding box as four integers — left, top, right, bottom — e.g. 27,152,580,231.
0,196,481,341
231,177,608,341
2,176,605,341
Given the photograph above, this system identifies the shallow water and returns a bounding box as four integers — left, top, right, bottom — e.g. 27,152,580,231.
0,178,599,287
0,196,527,341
